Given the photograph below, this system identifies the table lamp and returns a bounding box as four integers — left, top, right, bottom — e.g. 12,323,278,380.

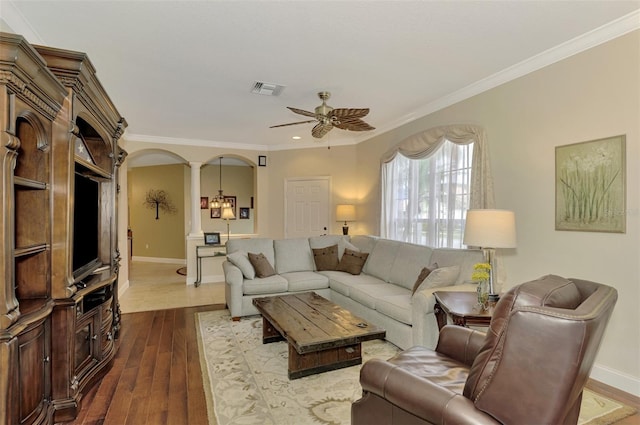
221,206,235,244
336,204,356,235
463,209,517,302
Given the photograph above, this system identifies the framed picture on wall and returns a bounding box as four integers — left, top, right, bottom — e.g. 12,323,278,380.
239,207,249,219
210,207,221,219
200,197,209,209
555,134,626,233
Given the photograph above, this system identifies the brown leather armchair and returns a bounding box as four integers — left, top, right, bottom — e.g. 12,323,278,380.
352,275,617,425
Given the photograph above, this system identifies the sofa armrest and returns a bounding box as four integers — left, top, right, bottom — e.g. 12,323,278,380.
435,325,486,366
411,282,478,349
223,260,244,318
358,358,499,424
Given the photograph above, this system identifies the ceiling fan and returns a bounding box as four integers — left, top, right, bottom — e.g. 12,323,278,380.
270,91,375,139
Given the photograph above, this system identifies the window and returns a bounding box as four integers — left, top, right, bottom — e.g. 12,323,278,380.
382,140,474,248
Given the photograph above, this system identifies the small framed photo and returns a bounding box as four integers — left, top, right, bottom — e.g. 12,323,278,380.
258,155,267,167
210,207,221,219
200,197,209,209
239,207,250,219
204,232,221,245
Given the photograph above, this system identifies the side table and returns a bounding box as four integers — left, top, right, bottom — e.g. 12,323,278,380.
433,291,493,331
195,244,226,287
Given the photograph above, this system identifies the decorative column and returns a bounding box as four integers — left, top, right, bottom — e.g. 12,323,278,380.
188,161,203,237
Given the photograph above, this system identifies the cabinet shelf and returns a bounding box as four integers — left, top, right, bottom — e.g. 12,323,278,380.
14,243,49,258
14,176,48,190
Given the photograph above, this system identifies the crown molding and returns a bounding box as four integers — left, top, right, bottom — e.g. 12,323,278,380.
123,132,269,151
374,10,640,137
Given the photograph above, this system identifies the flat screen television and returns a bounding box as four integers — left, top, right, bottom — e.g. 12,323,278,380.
73,171,100,279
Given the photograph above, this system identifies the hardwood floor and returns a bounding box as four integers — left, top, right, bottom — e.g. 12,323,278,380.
63,302,640,425
62,304,225,425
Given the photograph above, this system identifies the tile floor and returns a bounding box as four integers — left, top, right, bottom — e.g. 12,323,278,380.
119,261,226,313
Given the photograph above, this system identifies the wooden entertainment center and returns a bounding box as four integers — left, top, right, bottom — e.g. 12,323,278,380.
0,33,127,424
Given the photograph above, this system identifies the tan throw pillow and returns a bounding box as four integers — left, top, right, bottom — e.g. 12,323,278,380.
411,263,438,295
248,252,276,278
313,244,339,271
336,248,369,275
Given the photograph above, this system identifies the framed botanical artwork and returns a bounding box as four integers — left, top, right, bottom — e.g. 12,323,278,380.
555,135,626,233
204,232,221,245
239,207,249,219
224,196,236,218
200,197,209,209
210,207,221,219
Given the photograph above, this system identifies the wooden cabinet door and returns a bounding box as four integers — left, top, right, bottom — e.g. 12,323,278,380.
16,318,51,425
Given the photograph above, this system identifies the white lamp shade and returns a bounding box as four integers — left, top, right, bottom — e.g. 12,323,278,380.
221,206,235,220
336,204,356,222
463,209,517,248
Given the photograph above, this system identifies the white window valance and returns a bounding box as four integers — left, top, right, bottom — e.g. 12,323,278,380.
381,124,495,209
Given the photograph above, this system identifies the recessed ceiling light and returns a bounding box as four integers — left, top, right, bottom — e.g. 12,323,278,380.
292,136,301,140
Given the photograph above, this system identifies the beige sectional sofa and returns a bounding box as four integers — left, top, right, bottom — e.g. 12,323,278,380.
223,235,483,349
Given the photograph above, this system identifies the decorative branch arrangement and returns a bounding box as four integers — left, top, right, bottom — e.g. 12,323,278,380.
144,189,177,220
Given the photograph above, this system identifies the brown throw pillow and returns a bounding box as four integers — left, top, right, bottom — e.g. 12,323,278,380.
411,264,437,295
248,252,276,278
313,244,339,271
336,248,369,275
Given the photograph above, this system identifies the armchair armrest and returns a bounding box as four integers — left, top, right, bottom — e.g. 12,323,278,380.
435,325,486,366
359,358,499,424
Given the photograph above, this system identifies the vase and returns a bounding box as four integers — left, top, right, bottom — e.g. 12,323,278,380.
477,280,489,308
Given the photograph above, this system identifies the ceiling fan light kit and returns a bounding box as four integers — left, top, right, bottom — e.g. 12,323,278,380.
270,91,375,139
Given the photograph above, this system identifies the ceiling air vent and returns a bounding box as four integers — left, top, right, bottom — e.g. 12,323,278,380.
251,81,285,96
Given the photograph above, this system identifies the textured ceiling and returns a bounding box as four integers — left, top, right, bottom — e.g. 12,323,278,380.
2,1,639,151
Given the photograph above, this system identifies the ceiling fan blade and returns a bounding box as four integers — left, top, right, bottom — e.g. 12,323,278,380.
329,108,370,119
287,107,317,118
312,122,333,138
270,120,316,128
334,118,376,132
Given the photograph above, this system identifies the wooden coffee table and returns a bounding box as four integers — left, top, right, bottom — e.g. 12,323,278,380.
433,291,493,331
252,292,386,379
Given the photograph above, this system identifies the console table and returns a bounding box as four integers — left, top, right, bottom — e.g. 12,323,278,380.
195,244,226,287
433,291,493,331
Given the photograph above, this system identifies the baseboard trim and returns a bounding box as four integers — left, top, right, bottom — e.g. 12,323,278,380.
118,279,130,296
132,256,186,264
591,363,640,397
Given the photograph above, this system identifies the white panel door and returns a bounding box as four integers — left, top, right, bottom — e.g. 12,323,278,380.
285,177,330,238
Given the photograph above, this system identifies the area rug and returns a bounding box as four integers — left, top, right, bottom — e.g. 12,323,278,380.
195,310,636,425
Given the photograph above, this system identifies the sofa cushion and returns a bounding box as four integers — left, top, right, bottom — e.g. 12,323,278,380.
363,239,400,282
312,244,339,271
388,242,434,290
309,235,353,260
336,248,369,275
412,265,437,295
248,252,276,278
227,250,255,280
349,283,410,310
349,235,378,254
320,271,385,297
375,294,413,325
227,238,275,266
274,238,315,274
243,275,288,295
430,248,483,285
281,271,330,292
414,266,460,293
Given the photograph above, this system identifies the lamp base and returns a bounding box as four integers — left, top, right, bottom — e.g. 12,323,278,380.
342,226,349,235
